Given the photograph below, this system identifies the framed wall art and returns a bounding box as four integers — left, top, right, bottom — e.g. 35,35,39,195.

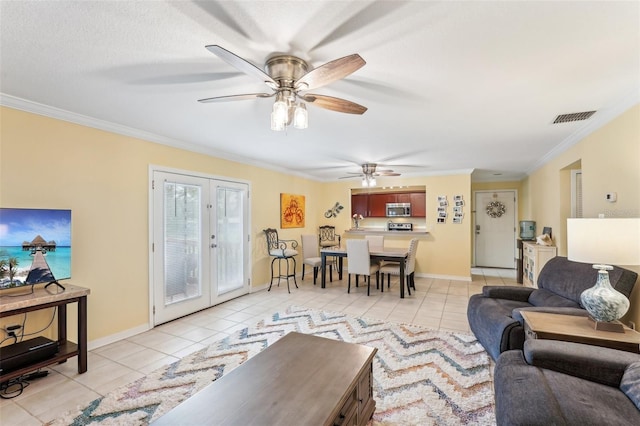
280,193,305,228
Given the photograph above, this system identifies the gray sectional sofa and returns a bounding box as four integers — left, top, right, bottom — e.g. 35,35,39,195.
467,256,638,361
467,255,640,424
495,339,640,425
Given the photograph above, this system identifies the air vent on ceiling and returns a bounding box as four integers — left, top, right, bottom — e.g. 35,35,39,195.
553,111,596,124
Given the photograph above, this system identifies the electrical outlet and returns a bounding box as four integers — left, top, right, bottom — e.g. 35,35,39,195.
629,321,636,330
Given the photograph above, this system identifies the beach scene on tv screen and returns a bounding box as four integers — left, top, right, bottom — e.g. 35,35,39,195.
0,209,71,288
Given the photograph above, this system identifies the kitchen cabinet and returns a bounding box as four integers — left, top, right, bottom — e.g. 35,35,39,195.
351,191,426,218
410,192,426,217
369,193,396,217
351,194,369,217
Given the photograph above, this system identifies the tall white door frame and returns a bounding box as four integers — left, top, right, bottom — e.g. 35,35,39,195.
148,166,251,326
473,190,518,268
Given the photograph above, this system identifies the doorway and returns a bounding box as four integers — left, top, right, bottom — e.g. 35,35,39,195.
150,169,250,325
474,190,517,268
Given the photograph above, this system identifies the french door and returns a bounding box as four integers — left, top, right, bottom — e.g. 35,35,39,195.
151,170,249,325
474,190,517,268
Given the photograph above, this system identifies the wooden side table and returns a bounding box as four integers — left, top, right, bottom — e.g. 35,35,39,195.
521,311,640,353
0,284,90,382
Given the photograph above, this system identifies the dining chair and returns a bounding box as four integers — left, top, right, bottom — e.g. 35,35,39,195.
300,234,332,285
346,239,380,296
263,228,298,293
319,225,341,271
364,235,384,252
380,238,419,296
365,235,385,289
318,225,341,247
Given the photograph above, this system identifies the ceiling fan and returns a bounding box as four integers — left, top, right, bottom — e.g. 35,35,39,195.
198,45,367,130
340,163,401,187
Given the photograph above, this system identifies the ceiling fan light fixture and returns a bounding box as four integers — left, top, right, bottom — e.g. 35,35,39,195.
293,102,308,129
270,111,285,131
271,92,289,131
361,175,376,187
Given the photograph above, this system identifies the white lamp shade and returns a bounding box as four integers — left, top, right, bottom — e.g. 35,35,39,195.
567,218,640,265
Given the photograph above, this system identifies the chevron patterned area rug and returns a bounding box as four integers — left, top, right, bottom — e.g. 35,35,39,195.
50,306,495,425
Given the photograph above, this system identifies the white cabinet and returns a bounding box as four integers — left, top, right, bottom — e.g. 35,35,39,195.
522,242,557,288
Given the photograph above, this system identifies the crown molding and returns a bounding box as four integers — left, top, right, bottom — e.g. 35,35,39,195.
0,93,319,181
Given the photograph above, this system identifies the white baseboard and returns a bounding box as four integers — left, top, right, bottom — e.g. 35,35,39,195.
415,272,472,282
88,323,150,351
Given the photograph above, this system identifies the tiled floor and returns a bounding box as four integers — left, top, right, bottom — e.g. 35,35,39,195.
1,268,516,425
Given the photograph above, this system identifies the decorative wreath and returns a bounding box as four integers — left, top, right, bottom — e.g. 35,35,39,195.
486,201,506,218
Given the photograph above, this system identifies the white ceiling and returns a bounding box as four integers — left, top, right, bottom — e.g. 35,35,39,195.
1,1,638,183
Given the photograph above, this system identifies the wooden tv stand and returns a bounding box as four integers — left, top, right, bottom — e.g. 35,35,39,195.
0,284,90,382
153,332,377,426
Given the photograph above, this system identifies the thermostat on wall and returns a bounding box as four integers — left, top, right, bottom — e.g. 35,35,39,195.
605,192,617,202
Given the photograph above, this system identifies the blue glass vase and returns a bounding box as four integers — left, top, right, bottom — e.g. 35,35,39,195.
580,265,630,323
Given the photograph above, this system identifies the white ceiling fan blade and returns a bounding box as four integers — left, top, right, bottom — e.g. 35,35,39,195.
206,45,278,89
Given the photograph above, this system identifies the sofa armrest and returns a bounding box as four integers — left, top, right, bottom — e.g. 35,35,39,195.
481,285,534,302
523,339,640,387
512,306,588,325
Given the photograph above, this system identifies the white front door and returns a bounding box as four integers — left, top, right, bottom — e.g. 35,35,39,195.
152,170,249,325
474,191,517,268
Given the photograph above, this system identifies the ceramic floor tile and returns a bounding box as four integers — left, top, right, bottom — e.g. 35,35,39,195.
117,347,170,370
138,354,181,375
412,316,441,329
179,326,224,342
0,402,43,426
5,268,515,424
150,335,197,355
72,358,137,390
93,339,147,362
92,371,146,396
19,379,99,423
127,329,174,348
203,317,240,331
155,320,202,337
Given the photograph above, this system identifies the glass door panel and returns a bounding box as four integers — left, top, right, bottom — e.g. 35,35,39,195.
152,170,249,325
212,182,249,302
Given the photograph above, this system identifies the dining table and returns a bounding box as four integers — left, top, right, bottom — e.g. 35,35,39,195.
320,246,410,298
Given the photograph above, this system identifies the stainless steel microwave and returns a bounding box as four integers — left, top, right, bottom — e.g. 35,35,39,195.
386,203,411,217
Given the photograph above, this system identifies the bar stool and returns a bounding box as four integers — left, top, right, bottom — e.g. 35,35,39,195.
263,228,298,293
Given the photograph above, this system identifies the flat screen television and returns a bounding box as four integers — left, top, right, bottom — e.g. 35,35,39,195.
0,208,71,289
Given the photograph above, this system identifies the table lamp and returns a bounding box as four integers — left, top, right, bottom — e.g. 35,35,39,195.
567,218,640,332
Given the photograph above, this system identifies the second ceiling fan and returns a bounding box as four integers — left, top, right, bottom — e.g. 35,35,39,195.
198,45,367,130
340,163,401,187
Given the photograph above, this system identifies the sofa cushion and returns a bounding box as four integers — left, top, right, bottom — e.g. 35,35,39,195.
537,257,637,303
528,288,581,308
467,294,530,360
621,362,640,410
495,349,640,426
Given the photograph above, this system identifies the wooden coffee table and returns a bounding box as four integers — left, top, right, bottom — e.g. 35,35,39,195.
521,311,640,353
153,332,377,426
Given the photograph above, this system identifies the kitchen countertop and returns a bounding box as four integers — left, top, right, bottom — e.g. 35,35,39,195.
344,228,429,235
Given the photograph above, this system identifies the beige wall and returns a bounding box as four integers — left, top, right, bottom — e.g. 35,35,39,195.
318,174,472,279
0,107,324,343
1,107,472,346
523,103,640,326
4,103,636,343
